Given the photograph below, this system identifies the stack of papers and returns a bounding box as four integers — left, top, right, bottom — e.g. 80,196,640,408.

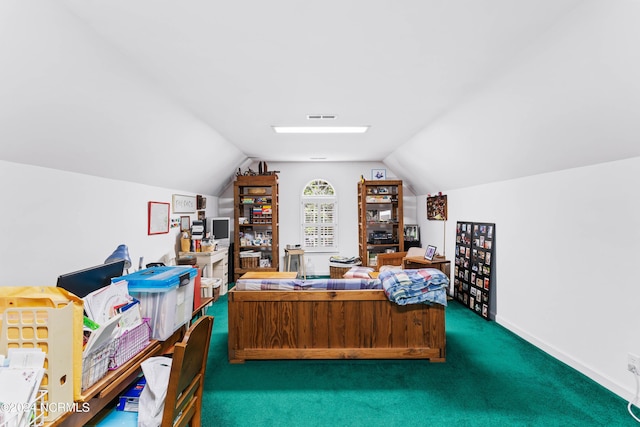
82,281,143,355
83,281,131,325
0,349,46,427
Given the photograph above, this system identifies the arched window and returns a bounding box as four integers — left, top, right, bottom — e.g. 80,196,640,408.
301,179,337,251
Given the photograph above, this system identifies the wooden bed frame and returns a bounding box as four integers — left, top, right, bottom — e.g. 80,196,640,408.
227,288,446,363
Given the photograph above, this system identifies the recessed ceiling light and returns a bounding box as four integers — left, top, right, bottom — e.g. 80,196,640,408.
272,126,369,134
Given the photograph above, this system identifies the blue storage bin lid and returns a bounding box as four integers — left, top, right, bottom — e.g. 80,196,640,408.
115,266,197,293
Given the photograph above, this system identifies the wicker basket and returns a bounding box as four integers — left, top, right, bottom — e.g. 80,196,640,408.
329,260,362,278
241,257,259,268
329,265,351,279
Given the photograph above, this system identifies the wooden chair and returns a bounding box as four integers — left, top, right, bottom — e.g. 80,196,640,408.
161,315,214,427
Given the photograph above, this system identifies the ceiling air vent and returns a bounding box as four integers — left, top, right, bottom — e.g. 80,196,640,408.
307,114,337,120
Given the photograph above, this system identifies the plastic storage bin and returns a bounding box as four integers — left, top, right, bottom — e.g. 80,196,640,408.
115,267,196,341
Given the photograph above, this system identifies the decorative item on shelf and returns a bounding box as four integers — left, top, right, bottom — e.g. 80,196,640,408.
201,239,215,252
424,245,437,261
196,195,206,210
257,161,280,175
105,244,132,274
191,220,204,241
236,163,280,177
180,231,191,252
371,168,386,180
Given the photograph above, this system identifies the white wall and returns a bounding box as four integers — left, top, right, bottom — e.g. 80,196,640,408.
0,160,219,286
417,156,640,402
219,162,417,276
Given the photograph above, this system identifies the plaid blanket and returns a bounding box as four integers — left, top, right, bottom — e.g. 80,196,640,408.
235,278,382,291
379,269,449,306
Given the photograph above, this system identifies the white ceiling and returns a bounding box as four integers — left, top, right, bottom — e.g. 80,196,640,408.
2,0,639,196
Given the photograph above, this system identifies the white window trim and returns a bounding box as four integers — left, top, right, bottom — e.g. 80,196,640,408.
301,181,338,253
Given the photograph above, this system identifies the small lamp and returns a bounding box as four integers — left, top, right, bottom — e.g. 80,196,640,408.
105,244,132,273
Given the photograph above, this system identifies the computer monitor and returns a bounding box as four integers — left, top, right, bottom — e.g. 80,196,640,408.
206,217,231,247
56,260,125,298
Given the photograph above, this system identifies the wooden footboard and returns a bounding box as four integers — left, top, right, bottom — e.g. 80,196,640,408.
227,289,445,363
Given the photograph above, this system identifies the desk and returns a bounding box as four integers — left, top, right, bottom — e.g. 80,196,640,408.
193,297,214,318
46,340,162,426
45,308,209,426
180,248,229,291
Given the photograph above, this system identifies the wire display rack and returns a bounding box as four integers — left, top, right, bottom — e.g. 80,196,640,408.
109,318,151,370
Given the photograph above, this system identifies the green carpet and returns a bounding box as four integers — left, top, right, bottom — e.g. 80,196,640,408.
201,293,633,426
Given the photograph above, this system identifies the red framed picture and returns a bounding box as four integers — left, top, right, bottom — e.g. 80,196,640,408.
148,201,170,235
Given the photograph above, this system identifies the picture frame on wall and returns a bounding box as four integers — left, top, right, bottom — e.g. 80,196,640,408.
427,194,448,220
172,194,196,213
180,215,191,232
148,201,170,235
371,169,386,180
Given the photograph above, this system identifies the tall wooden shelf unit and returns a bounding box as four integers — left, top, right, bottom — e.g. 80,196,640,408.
233,174,279,281
358,179,404,268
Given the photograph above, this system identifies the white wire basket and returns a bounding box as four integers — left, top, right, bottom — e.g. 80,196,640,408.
0,389,47,427
81,340,112,391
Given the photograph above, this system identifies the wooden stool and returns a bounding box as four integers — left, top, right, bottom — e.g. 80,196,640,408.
285,249,306,279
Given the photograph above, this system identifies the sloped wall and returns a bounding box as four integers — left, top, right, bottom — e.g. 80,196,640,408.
386,0,640,196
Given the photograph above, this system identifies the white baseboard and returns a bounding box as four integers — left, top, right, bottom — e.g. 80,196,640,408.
495,314,634,402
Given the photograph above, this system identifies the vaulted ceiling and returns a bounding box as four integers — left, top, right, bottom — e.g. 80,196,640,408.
1,1,639,196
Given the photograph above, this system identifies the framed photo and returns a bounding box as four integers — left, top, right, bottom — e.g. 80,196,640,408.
427,194,448,220
148,201,170,235
371,169,386,180
197,195,207,210
172,194,196,213
425,245,437,261
180,215,191,232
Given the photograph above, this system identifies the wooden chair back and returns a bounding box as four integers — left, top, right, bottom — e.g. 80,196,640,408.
161,315,214,427
375,251,407,271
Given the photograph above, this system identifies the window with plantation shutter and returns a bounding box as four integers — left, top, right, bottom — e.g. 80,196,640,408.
301,180,337,252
